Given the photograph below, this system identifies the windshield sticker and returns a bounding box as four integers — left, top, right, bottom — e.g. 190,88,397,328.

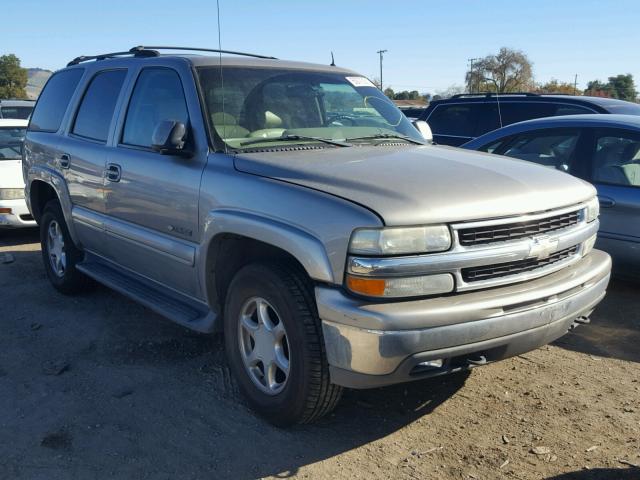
345,77,376,88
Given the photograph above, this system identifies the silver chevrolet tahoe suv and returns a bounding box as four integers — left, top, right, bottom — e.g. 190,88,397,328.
23,46,611,426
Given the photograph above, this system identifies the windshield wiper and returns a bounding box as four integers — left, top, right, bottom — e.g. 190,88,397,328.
239,134,352,148
346,133,426,145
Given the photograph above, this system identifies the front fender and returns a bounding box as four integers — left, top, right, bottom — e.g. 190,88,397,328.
27,165,80,246
199,209,335,291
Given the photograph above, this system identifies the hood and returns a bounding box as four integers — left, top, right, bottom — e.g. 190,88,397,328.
233,145,595,226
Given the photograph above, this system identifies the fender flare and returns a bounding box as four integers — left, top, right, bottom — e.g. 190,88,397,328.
27,165,80,246
199,208,336,306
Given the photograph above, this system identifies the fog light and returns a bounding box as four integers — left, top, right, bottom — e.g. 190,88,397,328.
417,359,443,369
346,273,454,298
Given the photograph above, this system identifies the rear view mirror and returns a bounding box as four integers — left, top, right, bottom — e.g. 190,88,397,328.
151,120,191,156
413,120,433,143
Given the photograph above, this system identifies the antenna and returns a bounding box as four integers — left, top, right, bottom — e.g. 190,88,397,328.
216,0,227,153
330,51,335,67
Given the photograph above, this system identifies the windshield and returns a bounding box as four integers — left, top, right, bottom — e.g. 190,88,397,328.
0,127,26,160
197,67,424,150
1,106,33,120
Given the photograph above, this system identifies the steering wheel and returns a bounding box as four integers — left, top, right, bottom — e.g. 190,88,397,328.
326,114,357,127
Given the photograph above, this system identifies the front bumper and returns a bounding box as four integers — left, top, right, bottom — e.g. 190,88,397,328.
0,199,36,228
318,250,611,388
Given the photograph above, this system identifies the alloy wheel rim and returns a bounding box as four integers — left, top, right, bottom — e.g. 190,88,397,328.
238,297,290,395
47,220,66,278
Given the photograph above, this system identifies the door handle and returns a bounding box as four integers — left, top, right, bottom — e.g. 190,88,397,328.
58,154,71,169
598,196,616,208
105,163,122,182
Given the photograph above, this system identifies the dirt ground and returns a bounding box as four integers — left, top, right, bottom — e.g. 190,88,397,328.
1,228,638,480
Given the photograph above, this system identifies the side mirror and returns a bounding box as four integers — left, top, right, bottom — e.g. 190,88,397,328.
412,120,433,143
151,120,191,156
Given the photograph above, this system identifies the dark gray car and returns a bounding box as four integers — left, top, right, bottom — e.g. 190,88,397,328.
23,47,610,425
462,114,640,278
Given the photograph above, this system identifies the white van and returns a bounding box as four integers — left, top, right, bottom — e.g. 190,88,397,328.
0,119,35,227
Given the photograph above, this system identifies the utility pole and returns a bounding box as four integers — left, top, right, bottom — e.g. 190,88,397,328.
377,49,387,91
467,58,480,93
573,74,578,95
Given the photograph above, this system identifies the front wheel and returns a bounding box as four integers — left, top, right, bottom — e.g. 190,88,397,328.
224,262,342,426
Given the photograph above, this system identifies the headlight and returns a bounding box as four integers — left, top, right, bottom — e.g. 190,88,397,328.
585,197,599,223
349,225,451,255
0,188,24,200
346,273,454,298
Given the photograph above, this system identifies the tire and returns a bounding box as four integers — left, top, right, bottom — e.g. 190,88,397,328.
224,262,342,426
40,200,91,294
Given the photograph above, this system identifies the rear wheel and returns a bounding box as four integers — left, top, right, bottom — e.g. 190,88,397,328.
224,262,342,426
40,200,90,294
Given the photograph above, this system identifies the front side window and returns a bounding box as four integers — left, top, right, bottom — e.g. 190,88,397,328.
72,70,127,142
592,129,640,187
122,68,189,148
29,69,84,133
197,67,424,150
501,129,580,172
0,127,26,160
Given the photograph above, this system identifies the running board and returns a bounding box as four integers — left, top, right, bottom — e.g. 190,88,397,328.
76,257,217,333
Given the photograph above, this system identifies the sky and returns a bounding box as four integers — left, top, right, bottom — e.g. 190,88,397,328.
3,0,640,94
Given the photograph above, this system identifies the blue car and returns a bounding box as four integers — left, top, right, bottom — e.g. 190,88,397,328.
462,114,640,278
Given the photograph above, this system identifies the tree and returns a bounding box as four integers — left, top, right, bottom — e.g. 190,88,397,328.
584,74,637,101
0,54,28,99
432,84,465,100
536,79,579,95
466,47,534,93
383,87,395,99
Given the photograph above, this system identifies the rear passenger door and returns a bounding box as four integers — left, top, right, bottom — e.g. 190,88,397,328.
104,66,208,297
57,69,128,253
585,127,640,274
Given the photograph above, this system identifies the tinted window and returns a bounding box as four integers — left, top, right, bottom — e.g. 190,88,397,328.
72,70,127,142
1,106,33,120
592,129,640,187
501,129,580,172
554,105,594,116
122,68,188,148
29,69,84,132
0,127,26,160
499,102,556,126
475,104,501,135
427,104,477,136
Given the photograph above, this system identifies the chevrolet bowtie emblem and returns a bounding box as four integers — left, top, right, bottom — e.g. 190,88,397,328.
528,235,559,260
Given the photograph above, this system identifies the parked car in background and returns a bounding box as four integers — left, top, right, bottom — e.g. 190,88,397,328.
417,93,640,146
23,46,610,425
0,100,36,120
0,119,36,228
462,114,640,278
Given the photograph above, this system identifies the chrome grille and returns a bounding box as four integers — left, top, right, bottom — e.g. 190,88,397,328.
461,246,578,282
458,210,580,246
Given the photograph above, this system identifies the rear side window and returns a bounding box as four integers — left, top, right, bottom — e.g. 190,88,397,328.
121,68,189,148
591,129,640,187
498,102,556,126
72,70,127,142
29,69,84,132
427,104,477,137
554,105,595,116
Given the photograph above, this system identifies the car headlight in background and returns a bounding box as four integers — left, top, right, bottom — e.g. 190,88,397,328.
349,225,451,255
0,188,25,200
582,233,597,256
585,197,599,223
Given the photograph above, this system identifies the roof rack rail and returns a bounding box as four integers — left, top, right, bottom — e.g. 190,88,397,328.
67,49,159,66
451,92,540,99
129,45,277,60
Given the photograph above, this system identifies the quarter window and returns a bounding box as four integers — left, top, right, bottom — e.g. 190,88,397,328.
427,105,477,137
72,70,127,142
592,130,640,187
122,68,189,148
29,69,84,132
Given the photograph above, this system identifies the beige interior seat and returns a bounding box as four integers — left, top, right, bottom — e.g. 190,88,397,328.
211,112,249,139
249,111,285,138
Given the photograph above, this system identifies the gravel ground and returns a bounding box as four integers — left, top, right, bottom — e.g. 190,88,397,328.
1,228,638,480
